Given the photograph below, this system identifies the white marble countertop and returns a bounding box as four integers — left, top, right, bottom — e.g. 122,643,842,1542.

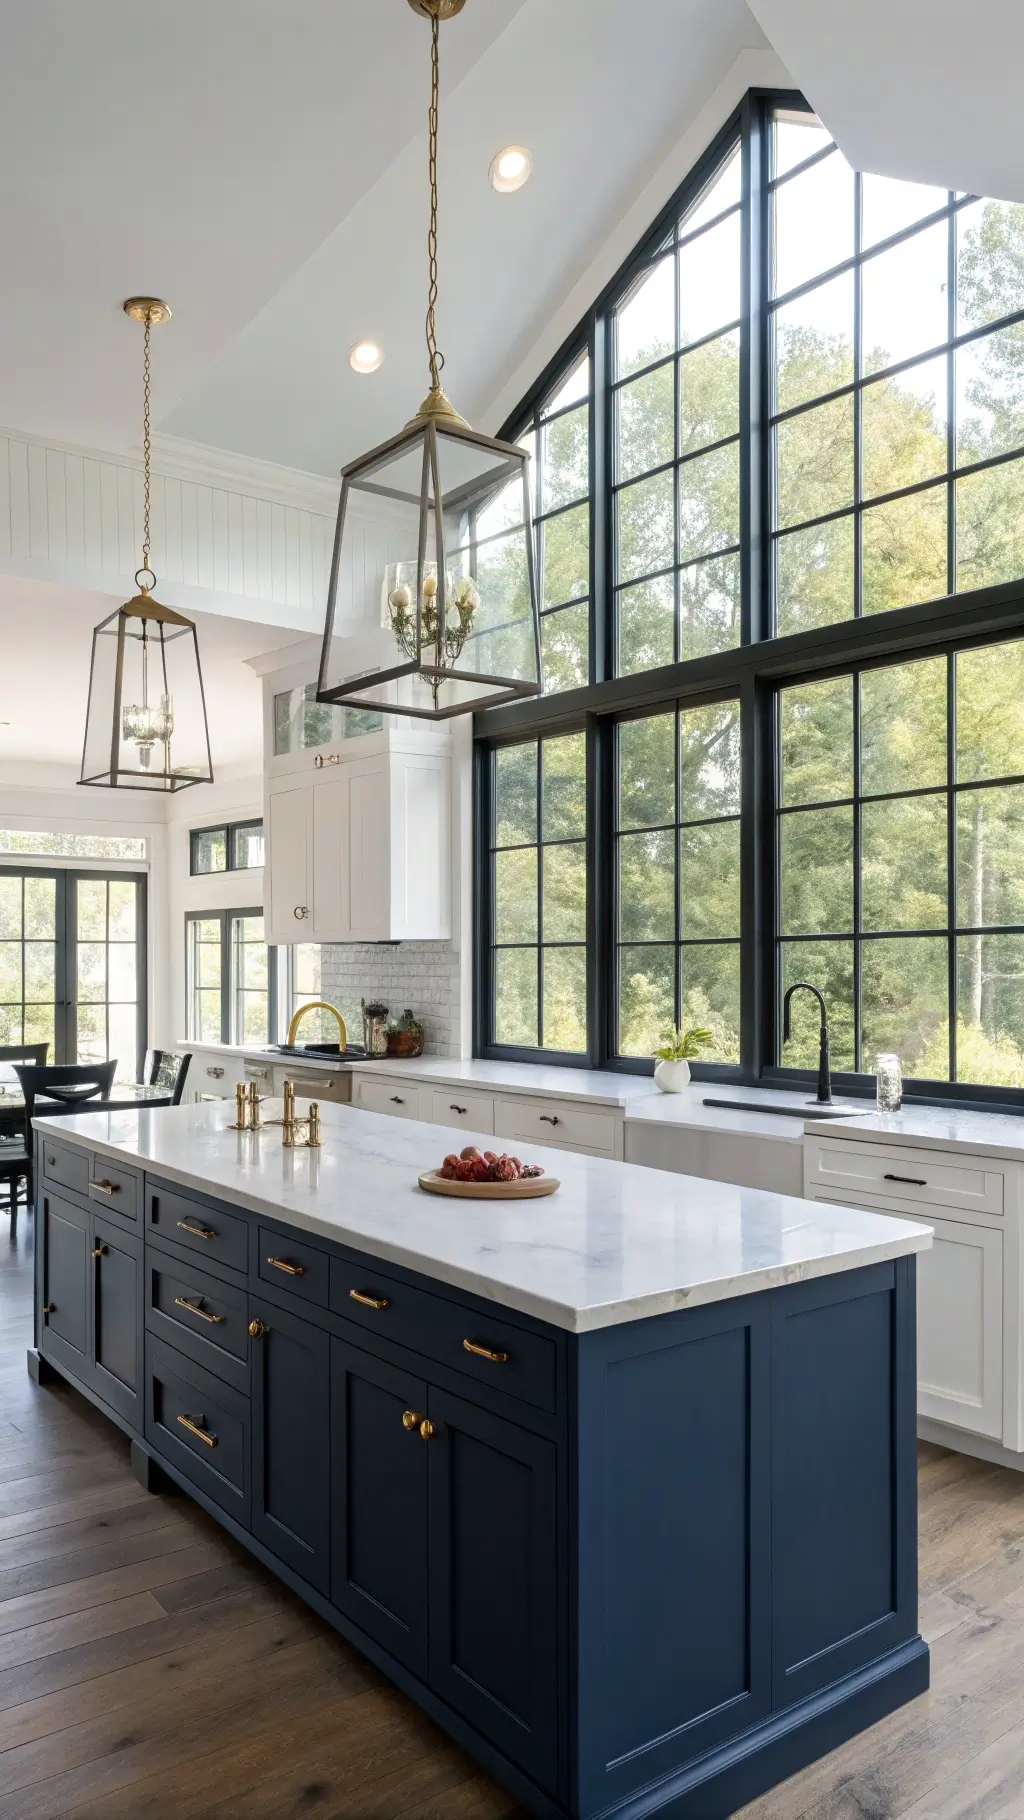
36,1100,930,1333
621,1081,869,1143
183,1041,354,1075
348,1056,662,1108
805,1103,1024,1162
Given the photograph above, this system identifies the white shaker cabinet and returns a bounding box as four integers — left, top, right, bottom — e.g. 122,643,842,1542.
265,738,451,945
806,1130,1020,1460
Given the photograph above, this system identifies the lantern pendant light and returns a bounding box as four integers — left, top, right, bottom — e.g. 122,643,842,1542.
317,0,543,721
79,299,214,791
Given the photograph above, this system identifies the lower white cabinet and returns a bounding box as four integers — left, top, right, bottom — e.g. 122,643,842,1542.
494,1094,618,1158
429,1088,495,1136
807,1134,1018,1453
352,1075,423,1120
184,1049,247,1105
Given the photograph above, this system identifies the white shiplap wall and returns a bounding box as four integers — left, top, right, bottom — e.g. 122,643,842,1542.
0,427,345,627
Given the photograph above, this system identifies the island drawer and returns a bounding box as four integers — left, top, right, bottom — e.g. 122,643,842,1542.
89,1155,140,1223
494,1094,617,1158
147,1181,249,1274
330,1257,557,1413
145,1253,250,1394
258,1228,329,1308
805,1137,1004,1218
428,1089,495,1136
146,1335,249,1526
41,1139,90,1202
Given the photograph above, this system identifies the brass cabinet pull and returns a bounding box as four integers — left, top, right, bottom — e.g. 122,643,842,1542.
450,1104,467,1114
463,1338,510,1364
418,1419,435,1440
91,1180,120,1196
91,1245,108,1258
349,1289,389,1310
176,1414,217,1448
174,1296,225,1325
177,1219,216,1240
313,753,340,768
267,1256,305,1276
539,1114,560,1126
43,1303,56,1316
248,1319,267,1339
402,1408,425,1430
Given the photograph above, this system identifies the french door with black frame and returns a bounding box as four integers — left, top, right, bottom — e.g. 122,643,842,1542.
0,867,146,1079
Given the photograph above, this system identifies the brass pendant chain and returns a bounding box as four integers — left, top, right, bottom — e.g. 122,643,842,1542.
141,310,153,582
425,10,443,391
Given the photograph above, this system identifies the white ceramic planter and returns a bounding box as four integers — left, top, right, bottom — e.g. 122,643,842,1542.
654,1057,691,1093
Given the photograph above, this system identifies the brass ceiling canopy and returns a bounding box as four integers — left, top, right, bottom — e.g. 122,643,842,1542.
406,0,466,16
122,297,172,325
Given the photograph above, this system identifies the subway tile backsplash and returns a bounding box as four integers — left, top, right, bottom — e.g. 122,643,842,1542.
319,942,462,1058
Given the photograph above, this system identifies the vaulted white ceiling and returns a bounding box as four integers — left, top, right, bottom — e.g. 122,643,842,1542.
747,0,1024,203
0,0,771,477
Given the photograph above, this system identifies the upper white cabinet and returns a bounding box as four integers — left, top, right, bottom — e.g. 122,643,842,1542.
261,651,452,945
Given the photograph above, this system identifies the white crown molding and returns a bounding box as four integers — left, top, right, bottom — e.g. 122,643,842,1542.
479,48,794,435
152,432,342,518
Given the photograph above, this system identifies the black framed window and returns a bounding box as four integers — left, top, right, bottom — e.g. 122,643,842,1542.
518,359,592,693
616,699,741,1059
488,734,587,1052
186,909,276,1045
0,866,146,1078
190,819,264,876
476,89,1024,1106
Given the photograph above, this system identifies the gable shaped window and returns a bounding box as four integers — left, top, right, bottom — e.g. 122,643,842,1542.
477,93,1024,1107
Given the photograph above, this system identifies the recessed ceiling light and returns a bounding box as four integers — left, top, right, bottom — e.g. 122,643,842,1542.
489,145,532,193
348,340,384,374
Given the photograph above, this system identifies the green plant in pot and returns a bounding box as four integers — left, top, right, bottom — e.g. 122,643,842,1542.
654,1025,712,1093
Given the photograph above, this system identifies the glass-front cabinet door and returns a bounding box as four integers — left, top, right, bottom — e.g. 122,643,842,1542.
270,682,383,776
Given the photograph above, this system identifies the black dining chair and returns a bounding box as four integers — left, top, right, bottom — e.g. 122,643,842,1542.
0,1043,49,1220
142,1049,192,1106
12,1060,117,1206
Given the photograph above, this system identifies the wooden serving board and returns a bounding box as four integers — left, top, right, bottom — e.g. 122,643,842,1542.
418,1169,559,1200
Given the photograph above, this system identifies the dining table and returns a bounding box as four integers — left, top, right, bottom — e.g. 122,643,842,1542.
0,1064,175,1133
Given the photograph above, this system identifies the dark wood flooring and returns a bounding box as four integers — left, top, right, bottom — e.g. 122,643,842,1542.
2,1208,1023,1818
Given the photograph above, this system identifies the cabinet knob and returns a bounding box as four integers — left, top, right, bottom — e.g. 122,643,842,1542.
91,1245,108,1258
43,1303,55,1316
402,1408,425,1431
418,1419,436,1441
293,906,309,920
248,1319,266,1339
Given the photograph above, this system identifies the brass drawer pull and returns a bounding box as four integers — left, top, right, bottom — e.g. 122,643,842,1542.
91,1180,120,1196
176,1414,217,1448
349,1289,389,1310
883,1172,927,1187
248,1319,267,1338
463,1338,510,1364
177,1219,216,1240
450,1103,467,1114
174,1296,226,1325
402,1408,425,1430
267,1256,305,1276
539,1114,560,1126
92,1244,108,1258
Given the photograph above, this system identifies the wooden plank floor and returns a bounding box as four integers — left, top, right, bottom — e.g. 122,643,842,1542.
2,1213,1024,1819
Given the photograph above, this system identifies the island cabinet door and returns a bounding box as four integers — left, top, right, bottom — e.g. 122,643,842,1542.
330,1339,429,1680
40,1190,91,1383
573,1295,772,1816
770,1259,918,1709
90,1214,143,1427
249,1299,330,1595
426,1388,560,1796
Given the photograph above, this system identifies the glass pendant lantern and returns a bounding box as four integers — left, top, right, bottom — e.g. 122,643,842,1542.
317,0,542,721
79,300,214,791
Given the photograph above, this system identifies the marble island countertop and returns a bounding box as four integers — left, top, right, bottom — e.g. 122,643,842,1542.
37,1099,930,1333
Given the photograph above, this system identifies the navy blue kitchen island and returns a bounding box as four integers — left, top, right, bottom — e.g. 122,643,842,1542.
29,1099,931,1819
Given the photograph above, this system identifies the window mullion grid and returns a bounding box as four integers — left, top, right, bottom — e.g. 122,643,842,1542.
536,740,544,1049
674,707,682,1030
673,238,682,667
947,652,958,1082
852,672,863,1072
853,171,863,619
947,196,958,596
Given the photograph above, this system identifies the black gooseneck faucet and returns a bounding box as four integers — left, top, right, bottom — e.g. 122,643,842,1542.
782,982,832,1105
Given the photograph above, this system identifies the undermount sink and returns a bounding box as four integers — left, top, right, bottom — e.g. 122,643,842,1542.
270,1042,367,1060
701,1098,866,1120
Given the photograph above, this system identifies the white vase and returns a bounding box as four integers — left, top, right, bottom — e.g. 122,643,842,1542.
654,1057,691,1093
